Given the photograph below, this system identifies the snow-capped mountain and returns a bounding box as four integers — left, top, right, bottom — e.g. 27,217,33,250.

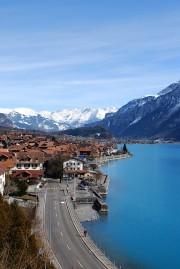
0,107,117,132
91,81,180,141
1,81,179,140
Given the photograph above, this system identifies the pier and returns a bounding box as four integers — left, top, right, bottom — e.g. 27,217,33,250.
94,198,108,213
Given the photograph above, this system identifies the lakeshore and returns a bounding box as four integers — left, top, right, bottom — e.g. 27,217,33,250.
95,152,132,167
75,152,132,222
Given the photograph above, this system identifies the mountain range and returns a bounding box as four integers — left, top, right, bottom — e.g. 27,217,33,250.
90,81,180,141
0,81,179,141
0,107,117,132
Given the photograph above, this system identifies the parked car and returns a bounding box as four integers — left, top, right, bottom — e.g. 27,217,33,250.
81,180,90,186
77,184,88,190
81,180,96,186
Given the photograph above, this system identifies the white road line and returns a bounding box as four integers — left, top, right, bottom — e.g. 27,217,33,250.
66,244,70,250
56,213,57,217
77,260,83,268
58,222,59,226
61,232,63,236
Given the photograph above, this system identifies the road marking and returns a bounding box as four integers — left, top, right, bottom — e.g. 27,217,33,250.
61,232,63,236
58,222,59,226
56,213,57,217
66,244,70,250
77,260,83,268
46,187,61,190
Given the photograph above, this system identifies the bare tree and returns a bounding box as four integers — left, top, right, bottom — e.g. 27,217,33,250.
4,175,18,196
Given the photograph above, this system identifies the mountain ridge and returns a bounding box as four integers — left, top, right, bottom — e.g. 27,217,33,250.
0,81,179,141
0,107,117,132
90,81,180,141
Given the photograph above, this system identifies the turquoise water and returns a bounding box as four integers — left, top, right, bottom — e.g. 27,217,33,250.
84,144,180,269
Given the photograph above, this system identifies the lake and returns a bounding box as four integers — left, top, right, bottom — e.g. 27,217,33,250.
83,144,180,269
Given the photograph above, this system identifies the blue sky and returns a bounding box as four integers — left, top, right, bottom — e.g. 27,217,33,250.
0,0,180,111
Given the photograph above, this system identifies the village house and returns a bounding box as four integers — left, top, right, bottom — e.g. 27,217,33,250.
11,150,44,181
78,147,92,157
0,135,8,148
41,149,58,162
104,143,118,155
63,157,87,179
63,157,84,171
0,150,12,162
0,149,14,173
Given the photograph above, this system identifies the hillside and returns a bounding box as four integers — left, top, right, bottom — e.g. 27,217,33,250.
90,81,180,141
58,125,113,139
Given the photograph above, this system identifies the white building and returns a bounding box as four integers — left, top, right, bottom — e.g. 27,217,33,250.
0,167,6,195
63,158,84,171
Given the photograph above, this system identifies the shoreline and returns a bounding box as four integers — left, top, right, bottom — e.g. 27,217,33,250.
75,152,132,222
95,152,133,167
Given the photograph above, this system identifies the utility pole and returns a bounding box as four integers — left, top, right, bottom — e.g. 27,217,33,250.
74,176,76,201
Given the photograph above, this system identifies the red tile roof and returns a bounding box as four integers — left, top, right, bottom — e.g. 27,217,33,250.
12,169,44,178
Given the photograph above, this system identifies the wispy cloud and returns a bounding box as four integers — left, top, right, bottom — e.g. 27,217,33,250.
0,3,180,110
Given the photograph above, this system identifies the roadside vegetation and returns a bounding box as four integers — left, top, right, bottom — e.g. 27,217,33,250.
0,194,55,269
44,153,64,182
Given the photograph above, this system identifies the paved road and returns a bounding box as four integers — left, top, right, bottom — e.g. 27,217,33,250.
44,181,107,269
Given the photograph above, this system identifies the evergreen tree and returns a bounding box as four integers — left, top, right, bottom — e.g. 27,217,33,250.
123,143,128,152
45,154,64,182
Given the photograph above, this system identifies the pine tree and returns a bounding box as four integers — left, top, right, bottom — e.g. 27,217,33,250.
123,143,128,152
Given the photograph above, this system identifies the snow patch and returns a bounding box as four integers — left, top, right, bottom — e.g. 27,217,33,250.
0,108,13,114
167,103,180,118
130,116,142,125
13,108,38,117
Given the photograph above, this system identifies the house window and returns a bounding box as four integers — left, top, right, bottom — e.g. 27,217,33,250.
17,164,21,169
32,164,38,168
24,164,30,168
